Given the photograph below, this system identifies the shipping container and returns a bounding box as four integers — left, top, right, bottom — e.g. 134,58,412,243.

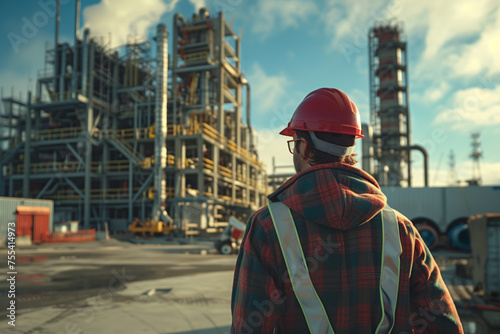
0,197,54,241
382,186,500,234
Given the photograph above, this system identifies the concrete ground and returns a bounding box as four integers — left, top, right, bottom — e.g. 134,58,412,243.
0,238,236,334
1,238,497,333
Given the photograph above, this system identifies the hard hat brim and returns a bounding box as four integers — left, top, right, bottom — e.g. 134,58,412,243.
279,126,294,136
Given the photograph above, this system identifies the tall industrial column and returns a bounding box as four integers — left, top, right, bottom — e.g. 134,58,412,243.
153,24,169,220
368,23,411,187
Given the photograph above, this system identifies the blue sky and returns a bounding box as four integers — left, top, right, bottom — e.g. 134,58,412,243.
1,0,500,186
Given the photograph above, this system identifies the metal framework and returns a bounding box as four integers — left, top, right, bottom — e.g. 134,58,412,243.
0,8,267,233
368,22,411,187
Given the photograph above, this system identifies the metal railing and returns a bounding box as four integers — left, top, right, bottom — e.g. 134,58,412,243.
219,165,232,178
203,158,214,170
202,123,264,168
35,127,83,141
16,161,98,174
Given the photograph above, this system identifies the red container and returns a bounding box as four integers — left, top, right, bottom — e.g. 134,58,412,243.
16,206,51,243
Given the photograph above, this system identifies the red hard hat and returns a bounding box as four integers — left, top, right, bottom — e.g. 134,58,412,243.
280,88,364,138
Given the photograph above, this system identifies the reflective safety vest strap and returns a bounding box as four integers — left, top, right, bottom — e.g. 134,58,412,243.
267,202,335,334
376,206,403,334
268,202,402,334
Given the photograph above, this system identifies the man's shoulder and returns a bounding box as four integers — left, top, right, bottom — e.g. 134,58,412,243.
390,208,414,227
388,207,420,239
248,205,275,234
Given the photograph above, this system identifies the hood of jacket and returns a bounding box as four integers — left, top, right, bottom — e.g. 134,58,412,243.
268,163,387,231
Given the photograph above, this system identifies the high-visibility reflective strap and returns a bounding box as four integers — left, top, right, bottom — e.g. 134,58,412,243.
268,202,335,334
375,206,402,334
269,202,402,333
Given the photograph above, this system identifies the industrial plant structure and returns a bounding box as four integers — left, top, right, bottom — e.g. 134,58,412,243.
366,22,428,187
0,7,267,233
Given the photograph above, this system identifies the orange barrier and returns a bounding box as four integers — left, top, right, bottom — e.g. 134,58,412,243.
42,229,95,243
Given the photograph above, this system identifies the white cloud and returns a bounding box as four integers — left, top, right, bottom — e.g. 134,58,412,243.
322,0,401,51
399,0,493,59
82,0,172,47
450,4,500,77
251,0,318,38
415,81,451,104
247,63,291,117
397,0,500,79
433,85,500,130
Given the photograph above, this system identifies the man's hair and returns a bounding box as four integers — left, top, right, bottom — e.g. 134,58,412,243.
295,130,357,166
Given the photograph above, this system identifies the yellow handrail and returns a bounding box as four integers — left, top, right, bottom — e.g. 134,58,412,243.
203,158,214,170
35,127,83,141
219,165,232,178
219,195,232,202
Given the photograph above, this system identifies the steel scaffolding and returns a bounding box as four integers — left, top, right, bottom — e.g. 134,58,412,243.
0,8,267,233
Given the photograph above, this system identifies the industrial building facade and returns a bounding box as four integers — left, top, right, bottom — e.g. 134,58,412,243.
0,9,267,233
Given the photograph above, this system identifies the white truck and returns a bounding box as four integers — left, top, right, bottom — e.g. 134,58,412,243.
381,186,500,249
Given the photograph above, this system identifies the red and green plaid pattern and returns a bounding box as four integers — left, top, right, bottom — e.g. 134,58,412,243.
231,163,462,333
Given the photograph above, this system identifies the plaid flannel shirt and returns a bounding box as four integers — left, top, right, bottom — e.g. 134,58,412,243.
231,163,463,333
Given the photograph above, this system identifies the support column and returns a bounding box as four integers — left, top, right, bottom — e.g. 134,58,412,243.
23,93,32,198
213,145,219,198
128,162,133,222
59,44,67,97
102,140,109,222
180,140,186,198
83,104,93,229
83,41,94,229
232,154,236,202
217,12,225,137
9,177,14,197
81,29,89,96
245,161,250,206
197,136,204,194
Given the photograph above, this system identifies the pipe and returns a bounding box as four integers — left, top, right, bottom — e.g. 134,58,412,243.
23,92,32,198
242,80,252,151
55,0,60,47
395,145,429,187
174,13,185,26
153,23,169,222
75,0,80,42
404,41,411,187
81,29,90,96
73,0,80,92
